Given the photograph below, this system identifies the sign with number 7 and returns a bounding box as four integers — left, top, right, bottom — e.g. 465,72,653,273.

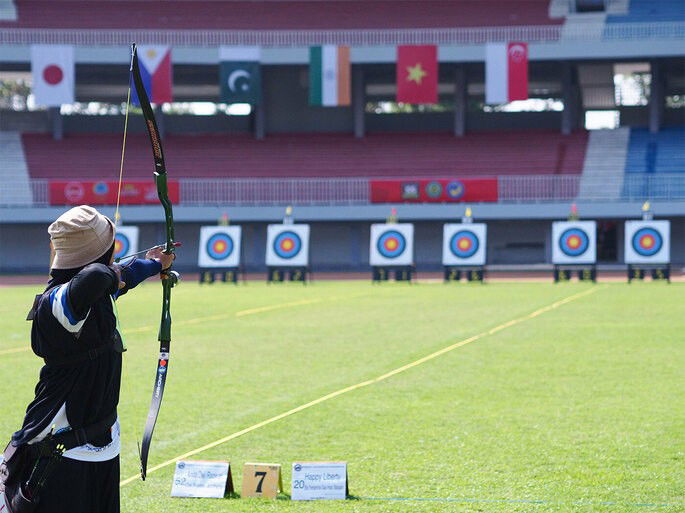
241,463,283,498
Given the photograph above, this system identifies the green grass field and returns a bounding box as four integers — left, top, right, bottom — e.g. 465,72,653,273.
1,280,683,512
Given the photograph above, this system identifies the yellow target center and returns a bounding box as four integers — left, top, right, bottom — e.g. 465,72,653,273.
458,239,470,250
282,240,294,251
642,236,654,248
386,239,398,250
568,236,580,249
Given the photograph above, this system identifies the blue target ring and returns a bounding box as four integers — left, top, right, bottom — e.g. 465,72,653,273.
114,234,130,260
559,228,589,257
632,227,662,257
377,230,406,259
273,231,302,259
206,233,234,261
450,230,479,259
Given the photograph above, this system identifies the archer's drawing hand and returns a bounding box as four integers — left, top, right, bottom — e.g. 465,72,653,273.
110,264,126,290
146,246,175,274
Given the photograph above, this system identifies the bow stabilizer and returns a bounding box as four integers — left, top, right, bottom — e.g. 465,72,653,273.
129,43,179,481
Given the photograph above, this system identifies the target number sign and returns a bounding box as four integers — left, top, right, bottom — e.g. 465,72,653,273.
198,226,242,268
370,223,414,266
266,224,310,267
624,220,670,264
442,223,486,265
114,226,139,262
552,221,596,264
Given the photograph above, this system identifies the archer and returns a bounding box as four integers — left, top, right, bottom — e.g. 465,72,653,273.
0,205,175,513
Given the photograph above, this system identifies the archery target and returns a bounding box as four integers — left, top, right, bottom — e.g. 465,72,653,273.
198,226,242,268
552,221,596,264
442,223,487,265
370,223,414,266
114,226,139,262
624,220,670,264
266,224,310,267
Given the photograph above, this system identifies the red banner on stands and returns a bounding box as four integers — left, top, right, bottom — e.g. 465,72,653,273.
370,178,498,203
49,181,180,206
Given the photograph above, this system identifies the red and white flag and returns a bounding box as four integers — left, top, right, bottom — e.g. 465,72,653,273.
31,45,75,106
485,42,528,104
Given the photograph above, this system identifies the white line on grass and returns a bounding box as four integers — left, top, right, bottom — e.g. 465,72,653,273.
120,286,600,486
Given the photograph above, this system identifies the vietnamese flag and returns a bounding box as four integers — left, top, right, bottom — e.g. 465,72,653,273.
396,45,438,104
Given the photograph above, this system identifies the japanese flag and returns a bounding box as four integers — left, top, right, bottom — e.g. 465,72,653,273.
31,45,75,106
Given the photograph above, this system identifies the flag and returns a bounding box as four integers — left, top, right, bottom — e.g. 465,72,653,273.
396,45,438,104
485,42,528,104
31,45,74,106
309,45,350,107
219,46,261,105
132,45,172,105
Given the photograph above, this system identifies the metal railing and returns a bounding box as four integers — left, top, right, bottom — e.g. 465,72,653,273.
4,174,685,208
1,22,683,46
180,178,369,205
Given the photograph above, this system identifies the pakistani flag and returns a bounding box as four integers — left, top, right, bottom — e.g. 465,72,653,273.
309,45,351,107
219,46,261,104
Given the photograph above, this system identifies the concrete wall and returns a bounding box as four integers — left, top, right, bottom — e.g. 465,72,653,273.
2,217,683,273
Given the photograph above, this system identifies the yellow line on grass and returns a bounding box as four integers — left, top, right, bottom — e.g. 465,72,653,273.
0,347,30,356
1,296,339,356
120,286,599,486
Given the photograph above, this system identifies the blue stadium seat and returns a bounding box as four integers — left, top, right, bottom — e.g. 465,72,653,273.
622,126,685,199
606,0,685,23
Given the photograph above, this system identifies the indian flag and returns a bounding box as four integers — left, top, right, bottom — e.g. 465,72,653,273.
309,45,351,107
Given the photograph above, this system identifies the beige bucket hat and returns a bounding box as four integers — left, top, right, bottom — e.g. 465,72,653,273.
48,205,116,269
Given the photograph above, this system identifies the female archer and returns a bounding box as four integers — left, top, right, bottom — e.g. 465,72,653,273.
0,205,175,513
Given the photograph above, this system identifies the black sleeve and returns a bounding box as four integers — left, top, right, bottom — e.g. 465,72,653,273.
66,263,119,318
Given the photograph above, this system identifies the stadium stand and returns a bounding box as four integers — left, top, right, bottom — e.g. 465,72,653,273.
0,132,32,205
606,0,685,23
577,127,630,201
0,0,16,21
0,0,561,29
622,126,685,199
21,131,588,179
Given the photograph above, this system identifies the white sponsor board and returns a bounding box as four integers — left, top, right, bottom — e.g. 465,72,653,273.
552,221,597,264
624,220,670,264
114,226,139,262
198,226,242,268
171,460,231,498
266,224,310,267
442,223,487,266
291,462,347,501
369,223,414,266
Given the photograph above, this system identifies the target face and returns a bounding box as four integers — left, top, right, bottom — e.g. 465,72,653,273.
266,224,310,267
113,226,139,262
198,226,242,268
206,233,234,260
377,230,407,259
114,234,130,260
624,220,670,264
450,230,479,258
552,221,596,264
370,223,414,266
273,231,302,259
631,228,662,257
559,228,590,257
442,223,486,265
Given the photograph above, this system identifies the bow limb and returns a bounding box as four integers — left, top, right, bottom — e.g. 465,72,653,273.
129,43,178,481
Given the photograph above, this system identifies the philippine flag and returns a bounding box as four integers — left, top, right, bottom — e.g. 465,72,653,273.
31,45,75,106
485,42,528,105
132,46,172,105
